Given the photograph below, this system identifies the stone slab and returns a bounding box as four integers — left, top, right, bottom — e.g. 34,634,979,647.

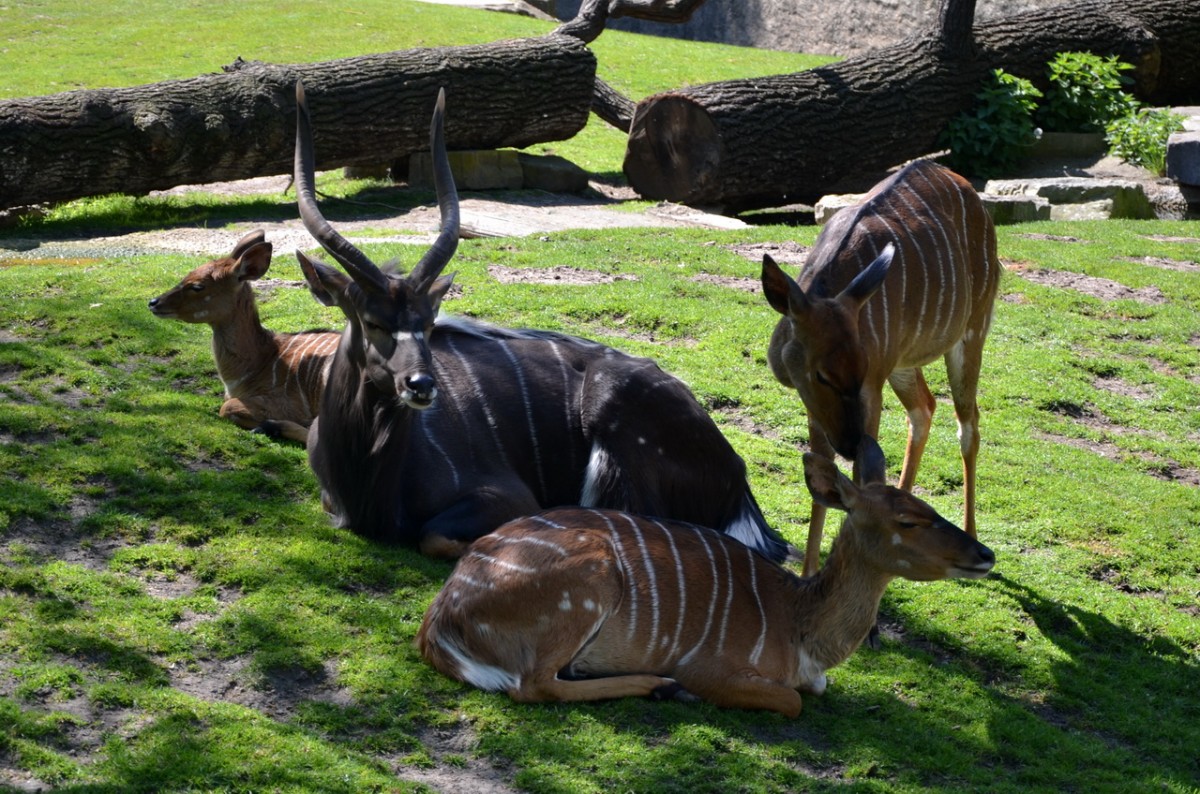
1166,131,1200,187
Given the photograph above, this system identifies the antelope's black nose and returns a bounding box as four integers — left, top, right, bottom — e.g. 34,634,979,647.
405,373,436,402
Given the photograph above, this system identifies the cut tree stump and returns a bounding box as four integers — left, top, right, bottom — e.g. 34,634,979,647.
0,34,595,211
622,0,1200,210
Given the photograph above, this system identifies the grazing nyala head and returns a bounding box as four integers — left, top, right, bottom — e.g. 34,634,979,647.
148,230,273,325
761,244,893,460
802,437,996,582
292,81,459,410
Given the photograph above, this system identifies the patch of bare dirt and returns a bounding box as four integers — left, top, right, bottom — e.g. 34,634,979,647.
1006,265,1167,305
714,406,782,440
690,273,760,293
1093,376,1155,401
168,657,355,723
393,723,519,794
724,240,811,269
487,264,637,285
1117,255,1200,272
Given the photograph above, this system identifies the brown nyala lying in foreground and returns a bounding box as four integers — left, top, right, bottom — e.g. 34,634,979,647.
148,230,338,443
417,438,995,717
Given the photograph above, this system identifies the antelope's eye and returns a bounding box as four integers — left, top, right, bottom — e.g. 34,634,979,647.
190,283,205,292
814,370,833,387
896,519,919,530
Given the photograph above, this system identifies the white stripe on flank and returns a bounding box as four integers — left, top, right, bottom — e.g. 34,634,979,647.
623,514,662,661
679,526,722,666
600,512,639,643
526,514,568,532
497,531,570,557
895,174,951,344
652,519,687,663
466,550,536,576
454,572,496,591
714,533,736,657
547,341,578,450
497,339,547,500
876,218,906,351
444,335,512,469
419,416,460,490
745,545,768,667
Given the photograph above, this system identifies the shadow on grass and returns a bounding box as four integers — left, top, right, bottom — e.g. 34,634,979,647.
0,182,441,245
986,574,1200,787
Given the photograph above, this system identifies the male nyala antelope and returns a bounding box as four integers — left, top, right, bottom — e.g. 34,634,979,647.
148,230,337,443
292,82,788,561
417,438,995,716
762,159,1001,575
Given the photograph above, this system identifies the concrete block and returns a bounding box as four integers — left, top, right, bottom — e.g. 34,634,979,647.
409,149,524,191
1165,131,1200,187
980,193,1051,224
1050,200,1114,221
814,193,864,224
983,177,1154,219
517,153,590,193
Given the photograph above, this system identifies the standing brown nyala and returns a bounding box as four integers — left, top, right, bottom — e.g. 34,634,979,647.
762,159,1001,575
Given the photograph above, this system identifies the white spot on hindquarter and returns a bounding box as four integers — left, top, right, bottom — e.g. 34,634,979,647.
796,648,828,695
435,636,520,692
892,532,902,546
581,442,613,507
583,599,597,612
559,591,572,611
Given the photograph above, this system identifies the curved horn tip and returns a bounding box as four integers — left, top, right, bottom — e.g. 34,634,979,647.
296,80,306,105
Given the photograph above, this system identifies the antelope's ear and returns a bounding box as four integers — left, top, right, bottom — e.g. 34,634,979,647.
839,243,893,312
235,240,273,282
296,250,350,310
761,254,808,317
853,436,888,486
427,272,456,316
803,452,860,512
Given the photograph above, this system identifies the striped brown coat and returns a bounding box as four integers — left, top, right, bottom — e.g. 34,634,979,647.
762,159,1001,574
417,438,995,716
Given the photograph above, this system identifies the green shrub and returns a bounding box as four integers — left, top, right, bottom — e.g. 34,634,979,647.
1037,51,1139,133
1106,107,1187,175
940,68,1042,178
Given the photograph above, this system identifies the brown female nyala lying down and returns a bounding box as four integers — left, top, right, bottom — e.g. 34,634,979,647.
418,438,995,717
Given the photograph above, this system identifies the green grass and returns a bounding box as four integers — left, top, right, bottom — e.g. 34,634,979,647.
3,1,1200,792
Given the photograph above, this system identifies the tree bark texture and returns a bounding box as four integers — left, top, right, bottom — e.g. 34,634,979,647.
0,34,595,211
623,0,1200,210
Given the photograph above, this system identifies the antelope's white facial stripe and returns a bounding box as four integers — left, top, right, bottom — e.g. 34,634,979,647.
392,329,424,344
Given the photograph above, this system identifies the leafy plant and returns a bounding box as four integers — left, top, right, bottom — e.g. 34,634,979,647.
940,68,1042,178
1106,107,1187,175
1037,51,1139,134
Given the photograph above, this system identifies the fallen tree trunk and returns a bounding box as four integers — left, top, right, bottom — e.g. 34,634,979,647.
622,0,1200,210
0,34,595,211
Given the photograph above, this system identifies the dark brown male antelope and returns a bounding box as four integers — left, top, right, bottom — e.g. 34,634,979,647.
149,230,337,443
292,81,788,561
417,437,995,716
762,159,1001,576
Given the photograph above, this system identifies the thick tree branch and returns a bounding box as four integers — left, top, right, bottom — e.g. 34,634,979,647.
622,0,1199,211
